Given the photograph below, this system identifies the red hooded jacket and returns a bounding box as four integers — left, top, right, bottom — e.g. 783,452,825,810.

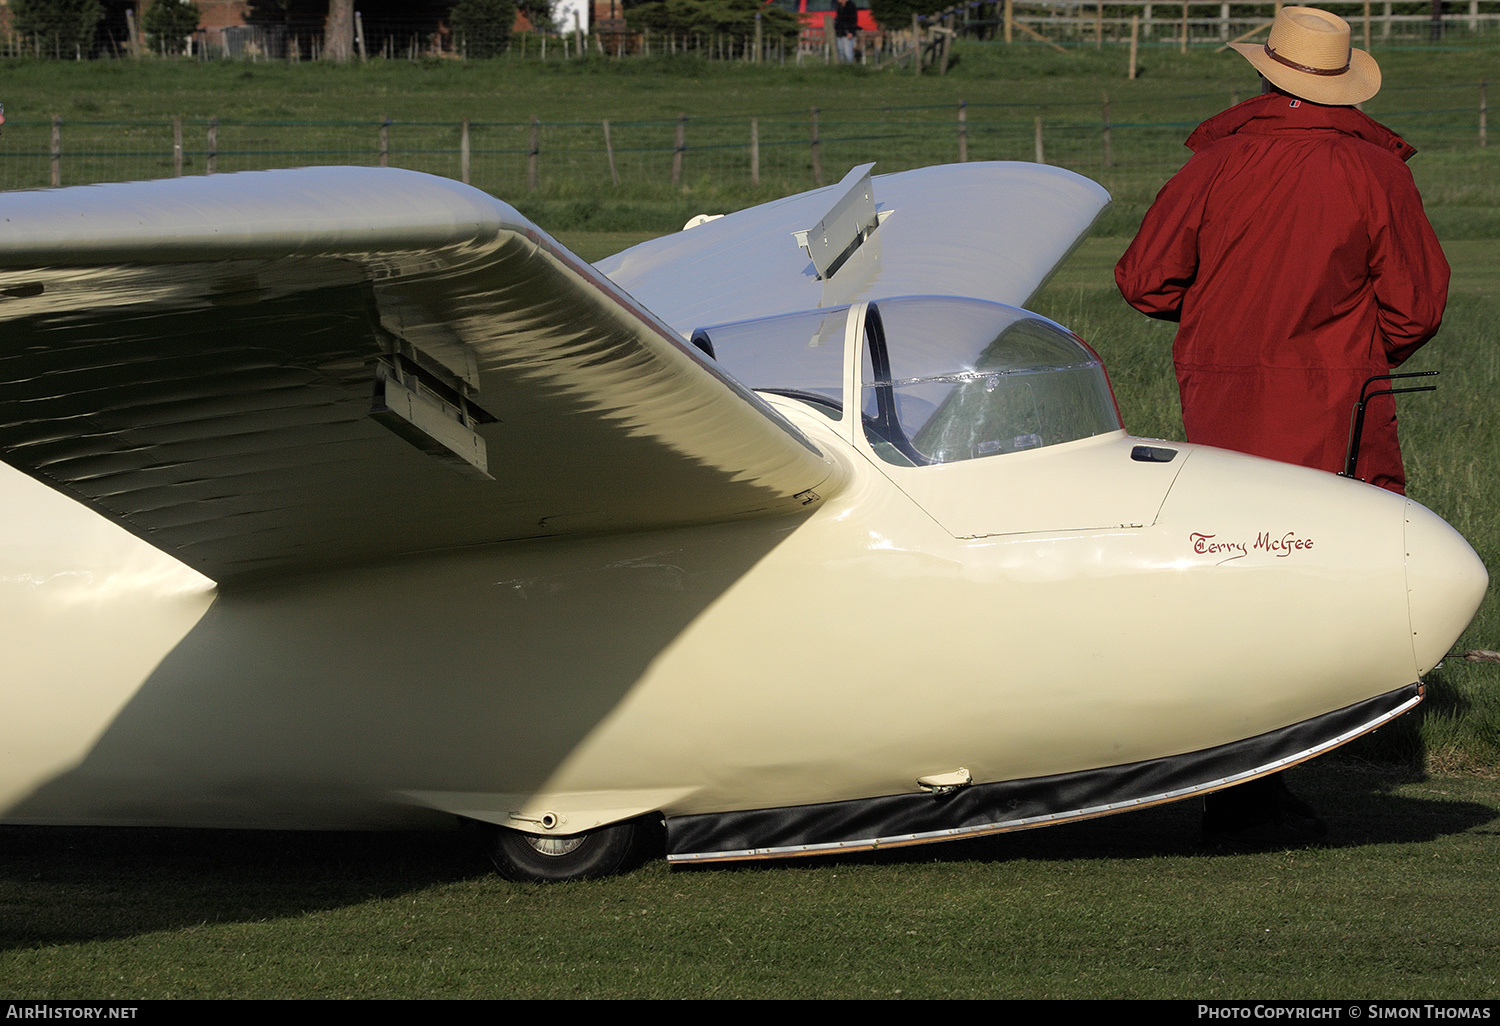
1115,92,1449,494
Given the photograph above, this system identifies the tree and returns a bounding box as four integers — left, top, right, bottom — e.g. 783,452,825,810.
322,0,354,60
627,0,800,40
867,0,949,30
450,0,516,58
514,0,556,32
144,0,202,55
9,0,103,56
246,0,323,28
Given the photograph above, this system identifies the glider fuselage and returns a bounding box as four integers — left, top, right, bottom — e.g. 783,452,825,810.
0,391,1478,857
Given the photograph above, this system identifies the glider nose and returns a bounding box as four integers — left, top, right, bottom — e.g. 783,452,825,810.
1405,500,1488,675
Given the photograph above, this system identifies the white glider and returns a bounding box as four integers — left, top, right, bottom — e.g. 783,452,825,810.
0,163,1483,880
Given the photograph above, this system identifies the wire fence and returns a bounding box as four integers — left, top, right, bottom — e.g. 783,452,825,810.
2,83,1493,210
918,0,1500,43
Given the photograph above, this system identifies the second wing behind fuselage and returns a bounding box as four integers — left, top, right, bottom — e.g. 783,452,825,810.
597,161,1111,337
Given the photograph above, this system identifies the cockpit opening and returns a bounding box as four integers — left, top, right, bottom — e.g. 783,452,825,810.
691,306,849,421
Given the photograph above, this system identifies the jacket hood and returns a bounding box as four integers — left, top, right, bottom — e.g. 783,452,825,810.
1185,92,1417,161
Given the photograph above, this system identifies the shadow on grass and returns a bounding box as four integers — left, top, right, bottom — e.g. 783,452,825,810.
0,824,491,952
2,763,1492,952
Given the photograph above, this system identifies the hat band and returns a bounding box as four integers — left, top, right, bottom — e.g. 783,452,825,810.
1264,44,1350,77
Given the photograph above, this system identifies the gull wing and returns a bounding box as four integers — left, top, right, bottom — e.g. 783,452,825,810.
596,161,1111,336
0,167,835,584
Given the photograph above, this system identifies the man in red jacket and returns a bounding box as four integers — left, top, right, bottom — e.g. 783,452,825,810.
1117,7,1447,494
1115,6,1448,845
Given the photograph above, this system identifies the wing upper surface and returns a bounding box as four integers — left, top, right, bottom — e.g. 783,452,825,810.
596,162,1111,337
0,167,834,583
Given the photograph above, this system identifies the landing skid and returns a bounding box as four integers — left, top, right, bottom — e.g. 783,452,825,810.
666,683,1422,863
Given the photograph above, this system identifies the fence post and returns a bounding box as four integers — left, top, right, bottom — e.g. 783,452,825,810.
958,100,967,162
1101,93,1112,168
1482,81,1489,149
173,116,183,177
528,116,540,190
207,117,218,175
1363,1,1371,48
1430,0,1442,42
912,13,922,74
461,119,471,185
811,107,822,186
1129,15,1139,79
355,11,367,60
672,113,686,186
50,115,60,188
1033,115,1044,165
1096,1,1104,47
603,119,620,186
1004,0,1013,43
755,12,762,63
1181,1,1189,53
750,117,760,186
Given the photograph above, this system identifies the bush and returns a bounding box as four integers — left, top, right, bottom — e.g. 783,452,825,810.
143,0,202,56
451,0,517,58
9,0,103,57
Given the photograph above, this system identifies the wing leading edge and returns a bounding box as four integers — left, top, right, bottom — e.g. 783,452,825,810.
0,167,836,583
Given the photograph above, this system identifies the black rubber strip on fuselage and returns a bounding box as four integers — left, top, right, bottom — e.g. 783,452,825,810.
665,682,1422,862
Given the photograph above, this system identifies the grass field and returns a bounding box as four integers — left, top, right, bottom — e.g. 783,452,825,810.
2,763,1497,998
0,41,1494,231
3,40,1492,122
1,44,1499,999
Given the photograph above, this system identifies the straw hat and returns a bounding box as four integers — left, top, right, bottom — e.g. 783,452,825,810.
1230,7,1381,106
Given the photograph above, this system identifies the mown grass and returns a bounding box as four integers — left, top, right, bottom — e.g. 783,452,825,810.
1,763,1496,998
1,40,1495,230
3,40,1493,122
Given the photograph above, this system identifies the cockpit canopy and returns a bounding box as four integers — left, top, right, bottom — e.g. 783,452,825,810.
692,296,1121,467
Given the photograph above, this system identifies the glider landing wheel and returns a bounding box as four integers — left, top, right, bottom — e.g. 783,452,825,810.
477,818,651,882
